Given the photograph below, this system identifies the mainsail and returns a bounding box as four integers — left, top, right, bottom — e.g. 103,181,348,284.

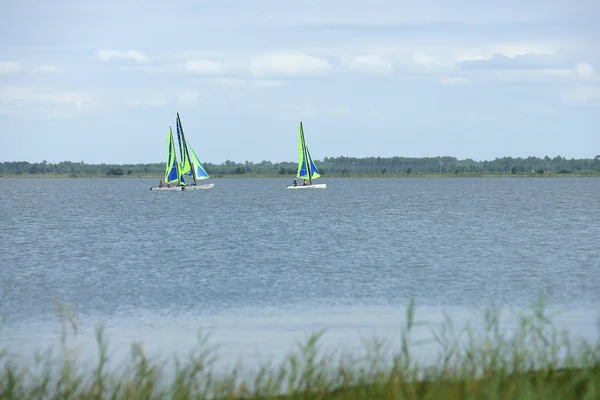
175,117,191,179
296,121,321,184
176,113,210,184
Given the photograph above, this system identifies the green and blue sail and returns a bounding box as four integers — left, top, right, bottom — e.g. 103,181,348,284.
163,114,209,184
164,126,185,184
296,121,320,182
176,113,209,182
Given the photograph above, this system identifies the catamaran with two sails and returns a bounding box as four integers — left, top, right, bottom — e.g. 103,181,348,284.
286,121,326,189
150,113,214,191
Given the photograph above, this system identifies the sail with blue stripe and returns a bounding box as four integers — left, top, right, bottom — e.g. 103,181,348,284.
188,145,209,180
176,113,210,183
164,126,183,184
296,121,321,182
176,118,191,177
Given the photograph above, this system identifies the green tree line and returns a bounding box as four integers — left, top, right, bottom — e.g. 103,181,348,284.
1,155,600,176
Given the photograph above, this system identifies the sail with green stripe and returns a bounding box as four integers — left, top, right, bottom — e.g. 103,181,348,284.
176,116,191,177
175,112,210,183
164,126,184,184
296,121,321,183
188,145,209,180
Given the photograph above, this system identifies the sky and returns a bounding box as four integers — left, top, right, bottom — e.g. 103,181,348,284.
0,0,599,164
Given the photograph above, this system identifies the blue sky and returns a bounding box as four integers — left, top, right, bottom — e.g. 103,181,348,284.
1,0,599,164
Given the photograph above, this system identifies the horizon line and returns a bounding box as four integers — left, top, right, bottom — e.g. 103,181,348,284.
2,154,600,165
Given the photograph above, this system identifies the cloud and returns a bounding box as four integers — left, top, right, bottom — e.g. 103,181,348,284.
410,53,449,71
439,76,471,86
340,54,393,74
333,106,351,116
277,103,319,120
249,52,333,77
36,65,61,74
363,109,385,119
0,62,21,74
97,50,148,62
207,78,286,88
177,91,199,105
455,43,555,63
575,62,594,80
447,46,596,84
0,86,90,108
460,53,558,70
185,59,225,74
564,86,600,104
519,105,561,117
252,79,286,88
129,97,168,108
481,62,595,84
210,78,246,87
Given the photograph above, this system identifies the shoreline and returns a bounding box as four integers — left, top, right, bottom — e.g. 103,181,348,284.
1,172,599,179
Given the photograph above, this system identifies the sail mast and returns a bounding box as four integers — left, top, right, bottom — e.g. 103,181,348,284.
177,112,197,185
300,122,312,185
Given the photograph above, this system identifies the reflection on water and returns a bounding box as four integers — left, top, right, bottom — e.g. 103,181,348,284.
3,304,598,374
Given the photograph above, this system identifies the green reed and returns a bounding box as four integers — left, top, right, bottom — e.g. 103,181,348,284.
1,297,599,399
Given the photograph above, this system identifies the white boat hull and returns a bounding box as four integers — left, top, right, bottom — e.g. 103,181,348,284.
150,183,214,191
190,183,214,189
286,183,327,189
150,186,183,191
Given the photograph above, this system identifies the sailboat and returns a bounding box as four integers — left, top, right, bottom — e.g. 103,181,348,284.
174,112,214,190
150,113,214,191
285,121,327,189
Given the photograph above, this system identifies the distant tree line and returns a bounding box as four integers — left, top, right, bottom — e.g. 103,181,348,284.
1,155,600,176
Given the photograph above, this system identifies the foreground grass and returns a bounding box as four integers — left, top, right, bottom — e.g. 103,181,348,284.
1,299,599,399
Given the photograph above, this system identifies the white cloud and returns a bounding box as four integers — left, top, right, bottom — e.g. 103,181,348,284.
252,79,286,88
564,86,600,104
129,97,167,108
333,106,351,116
519,105,561,116
439,76,471,86
210,78,246,87
0,61,21,74
97,50,148,62
411,53,447,70
478,62,596,84
177,91,199,105
363,109,385,119
575,62,594,80
36,65,61,74
0,86,89,108
185,59,225,74
249,52,332,77
473,68,566,84
277,103,319,120
455,43,556,63
208,78,286,88
340,54,393,74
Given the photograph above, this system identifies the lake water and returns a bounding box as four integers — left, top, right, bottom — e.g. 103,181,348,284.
1,177,599,371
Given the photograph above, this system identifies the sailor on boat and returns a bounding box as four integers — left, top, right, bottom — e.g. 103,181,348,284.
292,179,297,186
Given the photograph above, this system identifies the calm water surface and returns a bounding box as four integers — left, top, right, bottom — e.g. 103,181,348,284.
1,177,599,368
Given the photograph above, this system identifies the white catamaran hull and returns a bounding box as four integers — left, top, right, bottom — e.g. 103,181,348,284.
150,183,214,191
286,184,327,189
190,183,214,189
150,186,184,191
